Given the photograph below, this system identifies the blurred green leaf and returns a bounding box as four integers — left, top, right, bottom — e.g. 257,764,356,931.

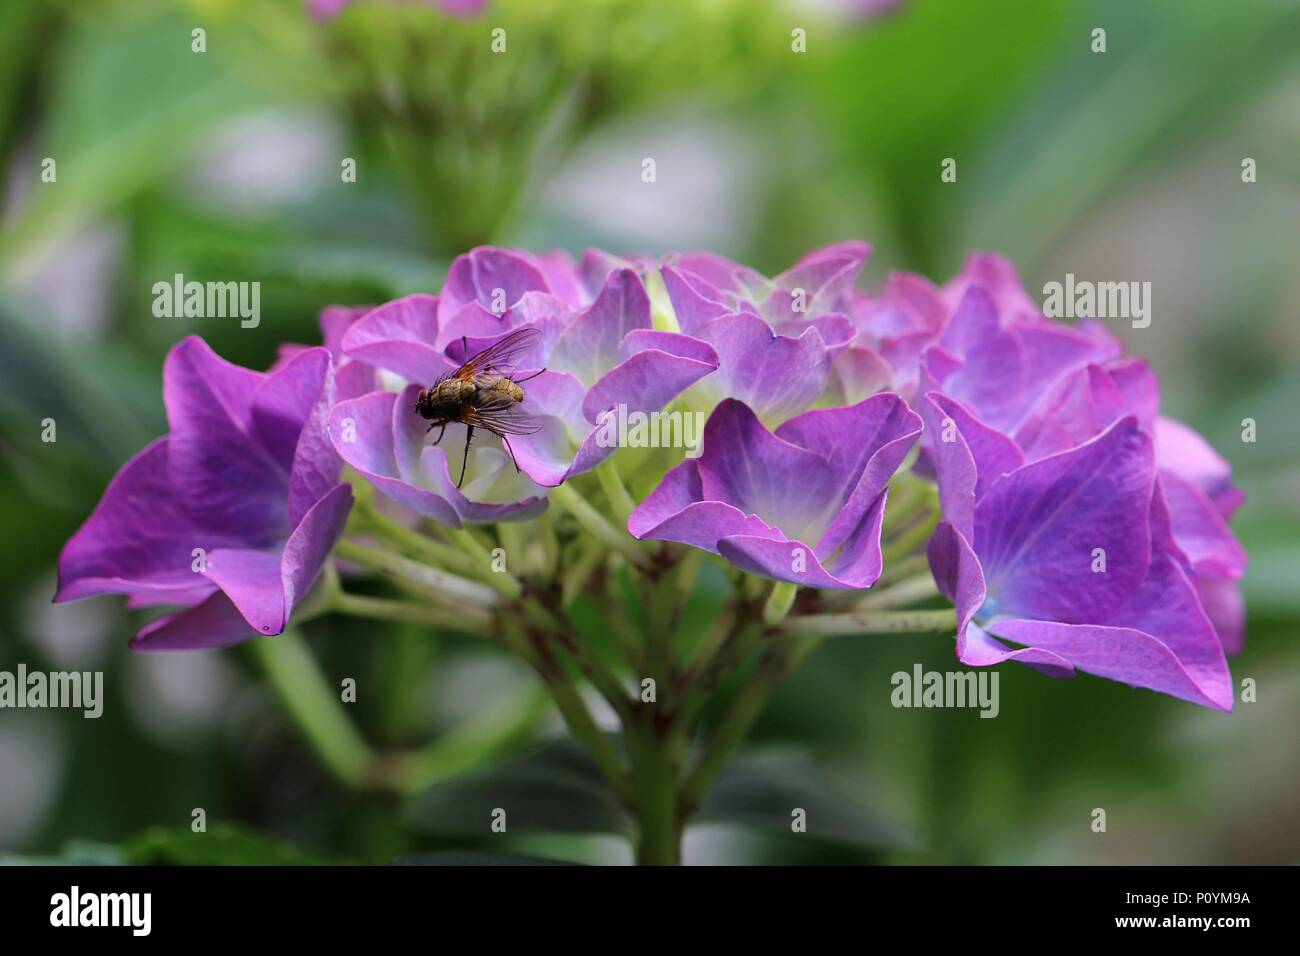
390,851,574,866
122,823,333,866
0,5,268,258
405,738,632,838
696,751,914,851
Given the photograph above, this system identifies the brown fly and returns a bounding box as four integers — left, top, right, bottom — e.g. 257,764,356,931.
413,326,544,489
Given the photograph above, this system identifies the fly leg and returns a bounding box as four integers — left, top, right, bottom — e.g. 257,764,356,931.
457,425,474,489
502,435,521,474
427,422,447,444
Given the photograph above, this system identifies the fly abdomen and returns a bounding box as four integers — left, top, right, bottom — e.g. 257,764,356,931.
475,375,525,405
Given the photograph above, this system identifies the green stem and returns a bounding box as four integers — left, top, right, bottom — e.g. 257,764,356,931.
332,589,493,638
561,538,608,608
352,496,479,577
762,581,799,626
335,538,500,610
384,686,551,795
779,608,955,637
643,554,685,700
501,618,632,804
248,629,373,790
550,482,651,570
443,526,523,600
853,572,941,611
495,521,533,579
679,635,821,813
625,722,686,865
596,462,638,526
876,551,932,587
883,517,939,564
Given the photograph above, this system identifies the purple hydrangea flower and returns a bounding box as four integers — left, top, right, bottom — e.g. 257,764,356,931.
629,394,921,589
910,252,1245,708
660,243,869,424
325,248,718,521
279,304,382,403
923,402,1233,710
55,337,353,650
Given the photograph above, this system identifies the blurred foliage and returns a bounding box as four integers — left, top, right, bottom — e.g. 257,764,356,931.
0,0,1297,864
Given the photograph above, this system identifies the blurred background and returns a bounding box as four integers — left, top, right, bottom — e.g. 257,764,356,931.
1,0,1297,865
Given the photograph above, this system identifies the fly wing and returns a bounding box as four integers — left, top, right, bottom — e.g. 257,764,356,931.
452,327,542,383
462,398,544,437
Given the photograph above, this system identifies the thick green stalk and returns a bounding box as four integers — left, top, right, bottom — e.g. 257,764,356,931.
248,629,374,790
352,496,480,578
762,581,799,626
443,526,524,600
779,608,955,636
853,572,941,611
625,721,686,866
384,686,551,795
335,538,500,610
679,635,821,813
596,462,638,526
332,589,493,638
550,482,651,570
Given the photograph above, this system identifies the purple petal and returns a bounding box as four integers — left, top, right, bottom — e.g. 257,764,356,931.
204,483,352,636
328,390,461,526
318,304,372,357
288,358,344,526
670,252,763,296
578,248,637,304
1013,363,1128,461
990,594,1232,711
627,459,785,551
831,345,892,404
661,265,729,335
774,313,857,352
55,438,229,602
251,346,330,484
774,393,922,559
498,371,594,487
958,621,1076,677
695,399,840,543
163,337,288,539
132,591,256,652
920,392,1024,539
1197,576,1245,655
944,251,1038,318
434,301,513,355
695,312,832,423
1154,416,1238,510
340,294,447,383
549,269,652,385
776,240,870,290
973,417,1154,623
438,247,550,323
1159,470,1247,579
582,331,718,425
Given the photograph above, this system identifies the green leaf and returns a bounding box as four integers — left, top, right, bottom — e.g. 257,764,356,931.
405,738,632,837
121,824,334,866
696,751,914,851
0,6,267,259
389,851,575,866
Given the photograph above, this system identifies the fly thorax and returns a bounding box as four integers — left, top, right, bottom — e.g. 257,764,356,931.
435,379,476,403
